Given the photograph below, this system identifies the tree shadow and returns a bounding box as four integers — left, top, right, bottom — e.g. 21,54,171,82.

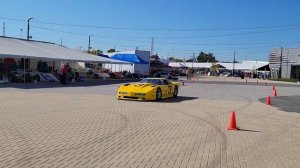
258,95,300,113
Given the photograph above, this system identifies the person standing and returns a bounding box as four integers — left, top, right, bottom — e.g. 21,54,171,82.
186,68,189,80
65,63,71,84
61,64,68,85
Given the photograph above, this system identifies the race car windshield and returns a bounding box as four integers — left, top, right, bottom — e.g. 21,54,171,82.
139,79,163,85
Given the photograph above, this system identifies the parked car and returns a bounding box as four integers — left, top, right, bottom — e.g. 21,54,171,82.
158,72,179,80
220,72,231,77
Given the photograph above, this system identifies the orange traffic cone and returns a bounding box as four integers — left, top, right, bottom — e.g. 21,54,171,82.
246,79,248,83
227,111,238,130
272,85,275,90
265,82,268,86
266,96,271,105
256,80,258,85
273,89,277,97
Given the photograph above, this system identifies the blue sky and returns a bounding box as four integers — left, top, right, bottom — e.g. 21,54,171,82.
1,0,300,62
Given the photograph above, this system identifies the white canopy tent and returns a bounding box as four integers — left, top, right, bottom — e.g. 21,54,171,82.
0,36,131,64
0,36,131,83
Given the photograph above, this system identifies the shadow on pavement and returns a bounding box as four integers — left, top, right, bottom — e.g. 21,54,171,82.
238,129,261,133
159,96,198,103
117,96,198,103
0,79,139,89
258,95,300,113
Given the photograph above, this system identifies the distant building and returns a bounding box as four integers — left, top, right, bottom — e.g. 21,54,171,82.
169,61,268,71
150,58,170,74
269,48,300,79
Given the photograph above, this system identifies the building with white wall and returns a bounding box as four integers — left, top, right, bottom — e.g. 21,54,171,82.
269,48,300,79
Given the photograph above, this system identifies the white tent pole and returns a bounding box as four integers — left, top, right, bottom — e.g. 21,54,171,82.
23,58,26,83
52,61,55,73
73,61,75,81
84,62,87,80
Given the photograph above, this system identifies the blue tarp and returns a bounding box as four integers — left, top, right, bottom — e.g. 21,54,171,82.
110,54,149,64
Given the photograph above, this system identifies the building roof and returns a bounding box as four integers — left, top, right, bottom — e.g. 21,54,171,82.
168,62,188,68
0,36,131,64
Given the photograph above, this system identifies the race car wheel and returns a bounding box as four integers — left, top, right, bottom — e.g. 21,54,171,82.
173,86,178,97
156,88,162,100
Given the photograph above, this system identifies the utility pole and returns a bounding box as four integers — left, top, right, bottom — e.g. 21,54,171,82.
20,29,23,38
3,22,5,36
88,35,92,53
192,53,195,69
27,17,33,40
279,47,283,78
233,51,236,76
150,37,154,56
60,38,63,46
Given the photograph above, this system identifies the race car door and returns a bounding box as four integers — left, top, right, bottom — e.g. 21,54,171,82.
162,79,173,97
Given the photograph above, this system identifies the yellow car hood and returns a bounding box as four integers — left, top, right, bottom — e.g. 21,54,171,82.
119,83,157,93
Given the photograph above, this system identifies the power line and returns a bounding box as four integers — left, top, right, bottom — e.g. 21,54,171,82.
31,25,300,46
30,24,298,58
4,16,296,58
28,21,300,32
31,24,300,46
155,26,300,39
31,25,89,36
1,16,300,32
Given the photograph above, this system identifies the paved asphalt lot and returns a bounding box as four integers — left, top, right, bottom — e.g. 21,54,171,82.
0,77,299,168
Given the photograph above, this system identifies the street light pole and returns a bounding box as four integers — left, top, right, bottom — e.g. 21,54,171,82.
27,17,33,40
88,35,92,53
233,51,236,76
192,53,195,69
279,47,283,78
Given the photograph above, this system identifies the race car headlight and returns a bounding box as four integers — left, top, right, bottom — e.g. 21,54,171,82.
135,93,146,96
119,92,127,95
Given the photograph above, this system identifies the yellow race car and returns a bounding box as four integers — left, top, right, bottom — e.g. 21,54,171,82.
117,78,180,101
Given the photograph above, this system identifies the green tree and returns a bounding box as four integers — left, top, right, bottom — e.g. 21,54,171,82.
89,49,103,55
107,48,116,53
210,63,221,76
168,57,176,61
197,52,217,62
186,56,197,62
168,57,183,62
151,54,160,60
